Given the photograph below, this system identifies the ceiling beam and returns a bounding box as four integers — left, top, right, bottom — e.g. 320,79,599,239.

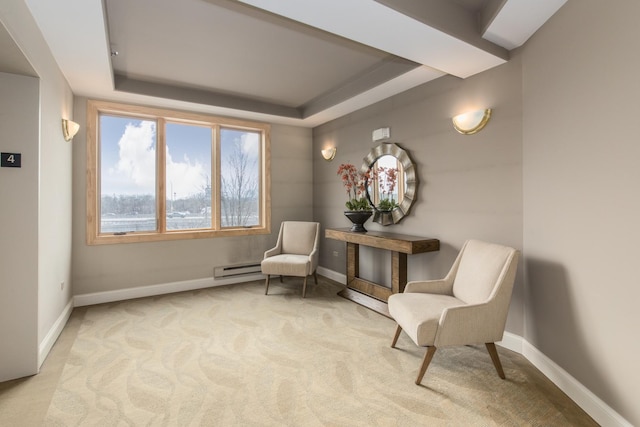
114,75,303,118
237,0,507,78
301,56,421,118
374,0,509,59
482,0,568,49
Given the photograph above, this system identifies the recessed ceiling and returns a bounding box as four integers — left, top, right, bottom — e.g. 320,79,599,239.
14,0,567,127
107,0,421,119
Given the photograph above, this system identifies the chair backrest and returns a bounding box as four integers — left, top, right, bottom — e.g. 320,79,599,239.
280,221,320,255
452,240,518,305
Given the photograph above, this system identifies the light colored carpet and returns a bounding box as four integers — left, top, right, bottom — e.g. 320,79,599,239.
41,278,597,426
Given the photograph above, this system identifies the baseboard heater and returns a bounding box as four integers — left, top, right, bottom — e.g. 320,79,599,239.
214,263,262,278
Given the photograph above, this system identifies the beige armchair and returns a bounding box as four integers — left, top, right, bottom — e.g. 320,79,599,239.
261,221,320,298
388,239,519,384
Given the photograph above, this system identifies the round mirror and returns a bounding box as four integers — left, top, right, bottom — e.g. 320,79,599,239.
360,143,417,225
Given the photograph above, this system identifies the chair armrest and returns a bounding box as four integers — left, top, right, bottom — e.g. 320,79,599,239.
309,247,319,268
404,279,453,295
435,302,505,347
264,247,280,258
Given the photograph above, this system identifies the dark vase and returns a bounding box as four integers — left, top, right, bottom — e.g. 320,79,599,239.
344,211,373,232
373,209,395,226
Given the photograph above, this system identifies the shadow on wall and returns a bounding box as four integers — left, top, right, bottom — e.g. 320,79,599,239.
408,241,461,282
525,257,617,419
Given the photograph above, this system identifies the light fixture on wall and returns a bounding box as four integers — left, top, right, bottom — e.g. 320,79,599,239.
452,108,492,135
62,119,80,141
321,147,337,161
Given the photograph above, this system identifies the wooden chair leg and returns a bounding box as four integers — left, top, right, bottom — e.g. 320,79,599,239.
279,275,283,283
264,275,270,295
486,343,506,379
313,271,318,284
416,346,437,385
391,325,402,348
302,276,308,298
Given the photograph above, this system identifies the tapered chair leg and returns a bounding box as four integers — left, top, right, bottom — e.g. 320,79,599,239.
302,276,308,298
313,271,318,284
279,275,283,283
264,275,271,295
391,325,402,348
485,343,506,379
416,346,437,385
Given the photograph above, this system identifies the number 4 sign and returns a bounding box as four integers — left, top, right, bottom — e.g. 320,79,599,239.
1,152,21,168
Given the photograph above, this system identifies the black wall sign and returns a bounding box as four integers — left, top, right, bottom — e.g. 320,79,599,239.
1,152,22,168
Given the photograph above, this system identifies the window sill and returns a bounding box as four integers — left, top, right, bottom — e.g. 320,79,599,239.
87,226,271,245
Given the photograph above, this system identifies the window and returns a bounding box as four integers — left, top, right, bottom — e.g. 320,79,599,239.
87,100,270,244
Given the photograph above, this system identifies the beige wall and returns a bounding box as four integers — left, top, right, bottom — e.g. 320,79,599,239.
0,72,40,381
522,0,640,425
72,98,313,295
37,43,74,352
313,57,524,335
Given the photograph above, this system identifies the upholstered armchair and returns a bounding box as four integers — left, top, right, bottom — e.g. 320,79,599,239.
261,221,320,298
388,239,519,384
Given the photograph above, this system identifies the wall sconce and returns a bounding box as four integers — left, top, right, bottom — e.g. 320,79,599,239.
321,147,337,161
452,108,492,135
62,119,80,141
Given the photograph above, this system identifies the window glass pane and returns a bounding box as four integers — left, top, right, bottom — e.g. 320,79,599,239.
165,123,212,230
220,128,260,227
100,115,157,233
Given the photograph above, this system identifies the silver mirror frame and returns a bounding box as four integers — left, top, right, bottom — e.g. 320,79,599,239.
360,142,417,225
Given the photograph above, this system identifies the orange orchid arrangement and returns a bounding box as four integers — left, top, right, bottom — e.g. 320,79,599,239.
337,163,372,211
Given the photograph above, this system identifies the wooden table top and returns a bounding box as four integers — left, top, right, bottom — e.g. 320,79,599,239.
325,228,439,254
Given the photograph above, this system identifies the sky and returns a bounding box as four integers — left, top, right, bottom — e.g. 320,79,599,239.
100,116,260,200
166,122,211,199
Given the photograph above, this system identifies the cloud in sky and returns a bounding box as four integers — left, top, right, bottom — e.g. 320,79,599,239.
105,121,208,198
111,121,156,193
166,151,208,198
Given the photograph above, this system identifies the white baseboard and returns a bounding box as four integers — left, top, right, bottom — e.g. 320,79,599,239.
38,299,74,369
521,339,633,427
497,332,626,426
497,331,524,354
73,273,264,307
317,266,345,284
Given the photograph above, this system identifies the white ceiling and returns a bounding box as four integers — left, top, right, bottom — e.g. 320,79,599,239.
9,0,566,127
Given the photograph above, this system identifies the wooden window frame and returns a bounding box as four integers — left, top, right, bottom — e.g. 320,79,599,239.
86,100,271,245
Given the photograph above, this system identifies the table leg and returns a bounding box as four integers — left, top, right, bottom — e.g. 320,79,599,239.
346,242,359,285
391,251,407,294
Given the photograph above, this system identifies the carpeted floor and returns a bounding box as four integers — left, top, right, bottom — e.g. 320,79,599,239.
1,278,598,426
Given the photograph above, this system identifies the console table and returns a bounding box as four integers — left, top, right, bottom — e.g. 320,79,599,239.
325,228,439,317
